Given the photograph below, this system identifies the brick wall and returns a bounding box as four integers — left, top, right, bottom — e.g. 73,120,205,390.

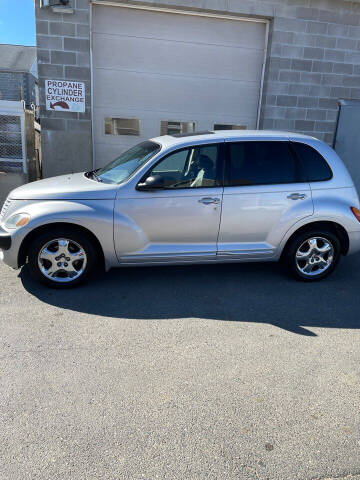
35,0,360,176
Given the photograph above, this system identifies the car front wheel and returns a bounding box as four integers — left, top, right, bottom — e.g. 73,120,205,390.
284,230,341,281
27,227,97,288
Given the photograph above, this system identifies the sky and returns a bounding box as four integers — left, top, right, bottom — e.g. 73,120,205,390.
0,0,36,46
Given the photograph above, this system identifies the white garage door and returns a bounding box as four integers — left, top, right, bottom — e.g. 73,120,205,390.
92,4,267,167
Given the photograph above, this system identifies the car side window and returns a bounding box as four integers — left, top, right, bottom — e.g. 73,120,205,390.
152,149,188,174
146,144,220,189
226,141,302,186
291,142,333,182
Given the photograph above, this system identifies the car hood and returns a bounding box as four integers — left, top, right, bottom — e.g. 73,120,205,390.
9,172,118,201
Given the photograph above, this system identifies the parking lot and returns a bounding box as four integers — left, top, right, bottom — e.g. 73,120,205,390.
1,255,360,480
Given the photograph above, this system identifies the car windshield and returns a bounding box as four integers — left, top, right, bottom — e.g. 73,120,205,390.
95,141,161,184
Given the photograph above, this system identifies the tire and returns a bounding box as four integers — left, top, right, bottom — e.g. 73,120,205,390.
27,226,97,288
283,229,341,282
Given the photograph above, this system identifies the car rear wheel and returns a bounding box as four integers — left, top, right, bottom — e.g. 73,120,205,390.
284,230,341,281
27,227,97,288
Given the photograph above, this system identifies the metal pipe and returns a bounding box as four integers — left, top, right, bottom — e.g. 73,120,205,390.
90,2,96,170
256,20,270,130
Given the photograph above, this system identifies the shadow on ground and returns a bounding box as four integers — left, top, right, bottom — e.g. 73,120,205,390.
20,254,360,336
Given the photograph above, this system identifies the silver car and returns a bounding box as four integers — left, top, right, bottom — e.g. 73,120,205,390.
1,130,360,288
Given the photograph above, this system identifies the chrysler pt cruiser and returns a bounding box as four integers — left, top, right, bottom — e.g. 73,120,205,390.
1,130,360,288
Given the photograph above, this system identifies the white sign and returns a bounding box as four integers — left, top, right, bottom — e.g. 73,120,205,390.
45,79,85,112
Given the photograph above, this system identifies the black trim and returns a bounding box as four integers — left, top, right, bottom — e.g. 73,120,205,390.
332,101,342,150
218,142,226,188
0,226,11,251
223,142,231,187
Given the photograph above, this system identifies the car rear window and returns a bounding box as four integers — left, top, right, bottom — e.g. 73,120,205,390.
227,141,302,186
291,142,332,182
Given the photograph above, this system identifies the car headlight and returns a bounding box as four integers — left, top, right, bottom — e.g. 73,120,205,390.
4,213,31,229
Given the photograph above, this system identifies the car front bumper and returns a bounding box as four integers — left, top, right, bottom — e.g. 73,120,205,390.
0,225,30,270
0,226,11,250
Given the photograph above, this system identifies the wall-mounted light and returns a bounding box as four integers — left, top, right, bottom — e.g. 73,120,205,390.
40,0,73,14
40,0,70,6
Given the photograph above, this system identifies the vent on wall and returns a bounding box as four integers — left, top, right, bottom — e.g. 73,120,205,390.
105,118,140,136
161,121,195,136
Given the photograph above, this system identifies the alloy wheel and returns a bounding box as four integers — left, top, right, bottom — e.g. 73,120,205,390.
38,238,87,283
295,236,334,277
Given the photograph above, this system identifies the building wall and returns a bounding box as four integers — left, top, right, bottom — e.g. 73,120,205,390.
0,71,37,107
0,171,27,208
35,0,91,178
35,0,360,177
260,0,360,145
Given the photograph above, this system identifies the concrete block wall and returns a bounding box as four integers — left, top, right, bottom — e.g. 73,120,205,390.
35,0,360,177
35,0,92,177
0,72,36,107
0,171,27,209
259,0,360,144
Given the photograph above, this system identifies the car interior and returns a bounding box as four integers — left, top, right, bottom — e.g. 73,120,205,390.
150,145,218,188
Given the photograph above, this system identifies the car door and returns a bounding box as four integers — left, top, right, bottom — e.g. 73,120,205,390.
114,142,224,263
217,140,313,259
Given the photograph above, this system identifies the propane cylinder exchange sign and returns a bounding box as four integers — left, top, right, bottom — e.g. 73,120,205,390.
45,79,85,112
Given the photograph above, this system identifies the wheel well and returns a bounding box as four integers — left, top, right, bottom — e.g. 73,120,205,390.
282,221,349,257
18,222,105,268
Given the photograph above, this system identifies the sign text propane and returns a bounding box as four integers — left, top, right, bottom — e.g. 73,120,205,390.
45,80,85,113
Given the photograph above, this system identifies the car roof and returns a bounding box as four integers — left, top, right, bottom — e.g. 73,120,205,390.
151,130,316,149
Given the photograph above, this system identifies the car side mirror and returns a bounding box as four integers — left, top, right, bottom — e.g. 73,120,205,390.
137,174,165,191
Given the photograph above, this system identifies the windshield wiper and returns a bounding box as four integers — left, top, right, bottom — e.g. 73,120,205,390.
92,171,103,182
86,169,103,182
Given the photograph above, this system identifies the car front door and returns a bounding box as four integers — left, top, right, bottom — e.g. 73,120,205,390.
114,142,224,263
217,140,313,259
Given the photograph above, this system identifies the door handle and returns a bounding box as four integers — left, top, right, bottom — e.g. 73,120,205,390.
199,197,220,205
287,193,307,200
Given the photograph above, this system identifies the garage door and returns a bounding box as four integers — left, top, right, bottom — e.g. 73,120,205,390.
92,4,267,167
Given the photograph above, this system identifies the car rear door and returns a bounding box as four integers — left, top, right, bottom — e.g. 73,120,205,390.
217,140,313,259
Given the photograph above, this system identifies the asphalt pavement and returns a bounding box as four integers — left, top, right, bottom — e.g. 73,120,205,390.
1,255,360,480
